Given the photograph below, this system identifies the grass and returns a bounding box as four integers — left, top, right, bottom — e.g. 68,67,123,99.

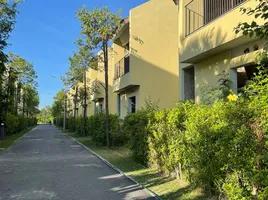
0,126,35,151
66,131,207,200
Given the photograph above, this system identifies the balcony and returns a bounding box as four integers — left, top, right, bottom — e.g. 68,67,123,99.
113,55,139,93
180,0,261,63
114,56,130,80
185,0,247,36
90,79,104,101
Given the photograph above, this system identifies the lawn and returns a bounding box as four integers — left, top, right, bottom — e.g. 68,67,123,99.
66,131,207,200
0,126,35,151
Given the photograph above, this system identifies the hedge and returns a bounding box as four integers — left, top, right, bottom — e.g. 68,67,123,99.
4,113,37,136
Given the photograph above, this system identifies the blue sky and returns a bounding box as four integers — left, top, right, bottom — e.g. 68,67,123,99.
6,0,148,109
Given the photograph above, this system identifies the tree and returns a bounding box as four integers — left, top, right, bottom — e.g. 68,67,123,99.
0,53,38,121
0,0,20,71
23,84,39,117
37,106,53,124
8,53,37,115
66,41,95,135
76,6,122,147
0,0,21,122
234,0,268,48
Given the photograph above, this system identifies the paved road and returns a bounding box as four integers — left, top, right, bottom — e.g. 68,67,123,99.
0,125,155,200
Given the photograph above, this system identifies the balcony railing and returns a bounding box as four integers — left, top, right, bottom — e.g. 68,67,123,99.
185,0,247,36
115,56,130,80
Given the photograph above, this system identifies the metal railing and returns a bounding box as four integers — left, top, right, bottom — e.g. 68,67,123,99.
185,0,247,36
115,55,130,80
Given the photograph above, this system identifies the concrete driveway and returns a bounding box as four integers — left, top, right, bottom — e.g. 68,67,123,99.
0,125,155,200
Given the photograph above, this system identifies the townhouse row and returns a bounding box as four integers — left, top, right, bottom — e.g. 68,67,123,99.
66,0,265,118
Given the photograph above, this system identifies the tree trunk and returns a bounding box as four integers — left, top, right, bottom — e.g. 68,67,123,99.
22,88,26,117
104,41,110,148
83,69,87,136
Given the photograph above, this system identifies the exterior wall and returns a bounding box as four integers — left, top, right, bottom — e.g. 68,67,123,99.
130,0,179,109
114,0,180,117
179,0,264,63
194,39,264,103
178,0,266,103
119,88,140,118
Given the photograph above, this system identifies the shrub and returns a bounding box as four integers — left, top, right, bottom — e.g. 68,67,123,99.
75,116,83,136
18,116,27,131
123,109,153,165
66,117,75,132
4,113,19,135
184,100,254,195
148,102,191,178
87,113,123,146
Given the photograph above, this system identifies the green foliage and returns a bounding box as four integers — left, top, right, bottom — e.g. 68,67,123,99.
148,102,190,178
76,6,122,47
5,112,19,135
0,0,20,51
234,0,268,42
51,90,64,118
66,117,75,132
184,100,255,195
222,172,252,200
4,112,37,135
36,106,53,124
200,71,232,104
87,113,123,146
122,101,158,165
76,6,122,147
75,116,83,135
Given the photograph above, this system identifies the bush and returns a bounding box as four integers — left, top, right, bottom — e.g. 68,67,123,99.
87,113,124,147
4,114,36,135
122,109,153,165
75,116,83,135
184,100,254,195
66,117,75,132
148,102,191,178
4,113,19,135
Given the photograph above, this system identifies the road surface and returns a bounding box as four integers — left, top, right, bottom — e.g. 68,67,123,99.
0,125,155,200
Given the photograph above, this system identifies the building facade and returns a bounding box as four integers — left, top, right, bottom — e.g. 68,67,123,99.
113,0,179,118
66,0,264,119
178,0,265,103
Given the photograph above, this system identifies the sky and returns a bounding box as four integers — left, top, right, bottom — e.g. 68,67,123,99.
6,0,148,109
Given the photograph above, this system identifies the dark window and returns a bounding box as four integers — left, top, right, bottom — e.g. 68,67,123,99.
129,96,136,113
183,66,195,100
124,56,130,74
117,94,121,116
99,104,103,113
237,64,258,92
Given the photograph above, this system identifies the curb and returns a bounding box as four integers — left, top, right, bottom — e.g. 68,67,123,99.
63,131,162,200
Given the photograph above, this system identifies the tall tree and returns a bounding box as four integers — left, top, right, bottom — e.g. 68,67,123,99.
8,53,37,115
0,0,21,122
23,84,39,117
76,6,122,147
66,41,95,135
51,90,64,119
